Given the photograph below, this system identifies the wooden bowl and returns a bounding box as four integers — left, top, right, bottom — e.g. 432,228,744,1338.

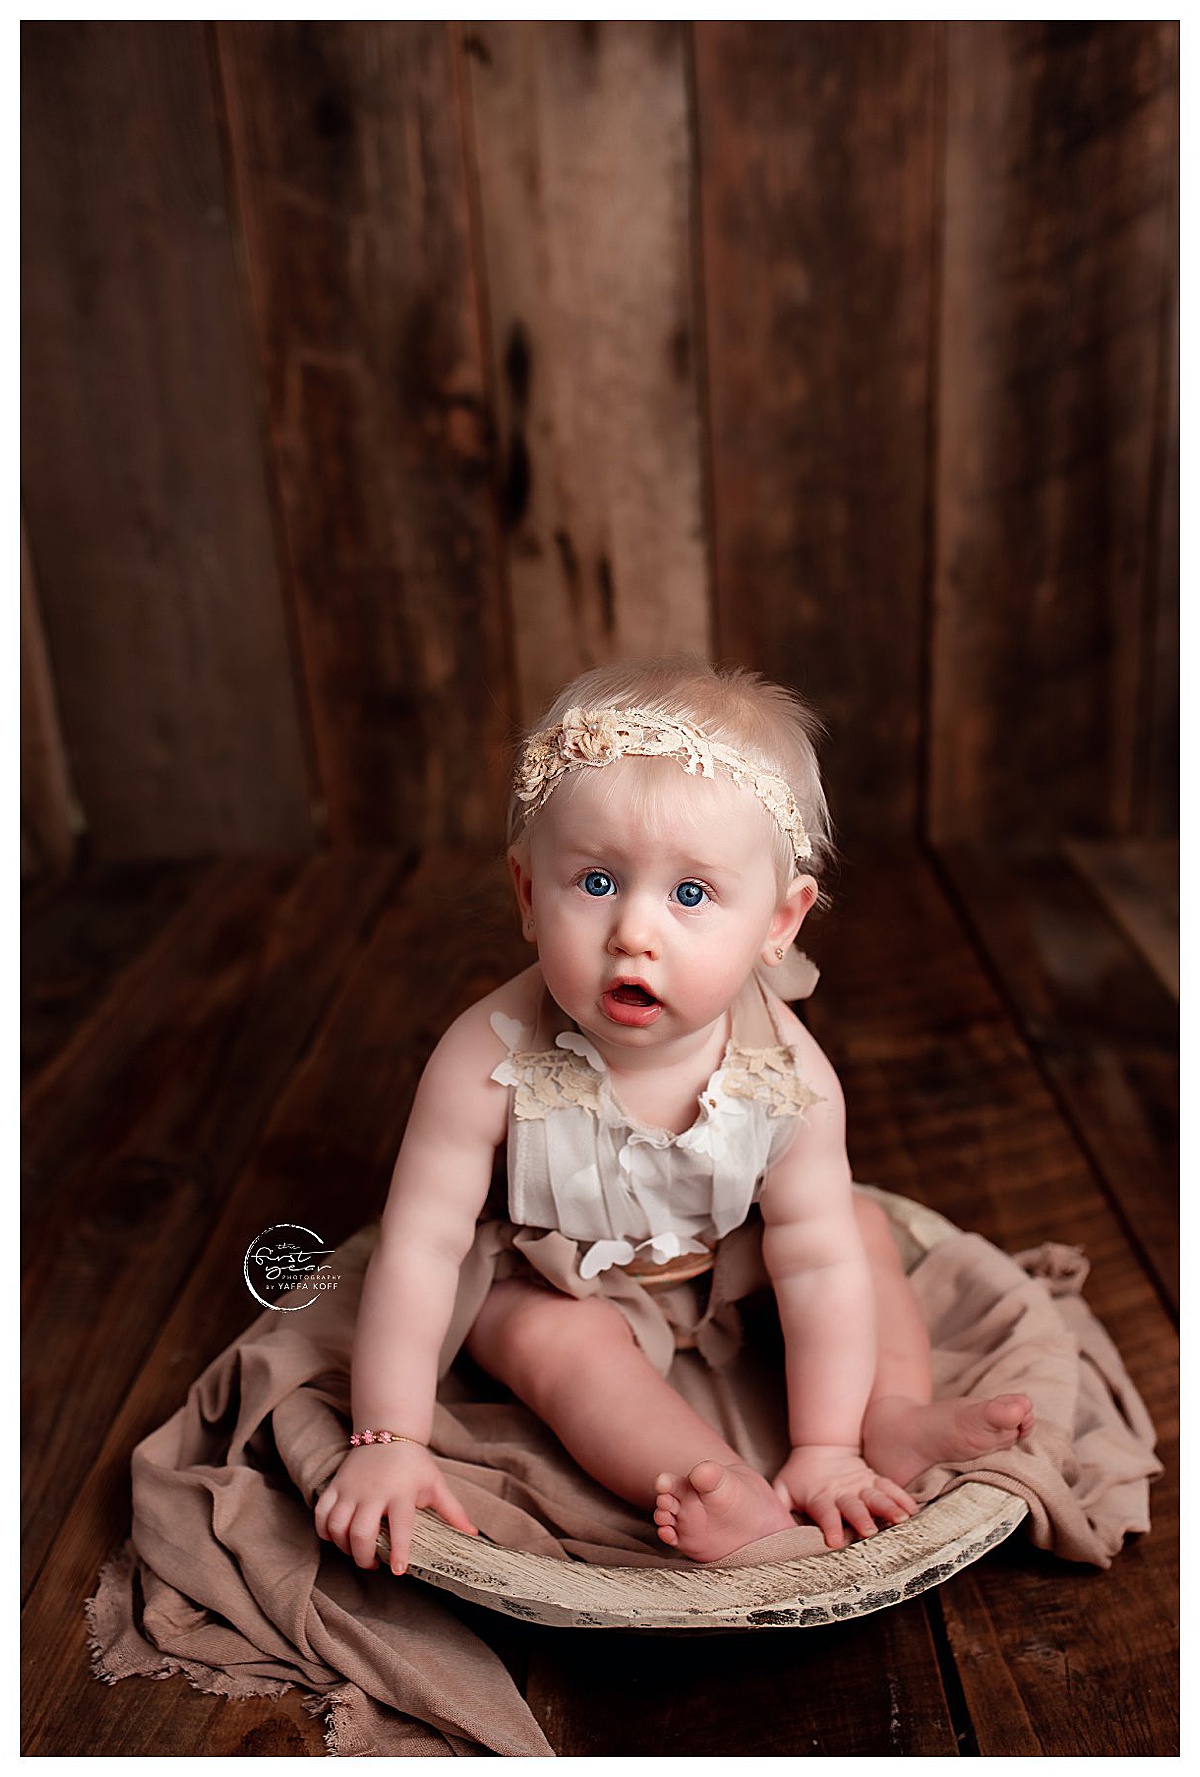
400,1188,1028,1631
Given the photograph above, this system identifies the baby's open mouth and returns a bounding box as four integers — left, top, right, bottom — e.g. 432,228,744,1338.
601,981,664,1027
609,983,660,1008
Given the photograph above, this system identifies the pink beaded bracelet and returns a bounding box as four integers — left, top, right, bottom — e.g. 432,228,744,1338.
349,1429,426,1448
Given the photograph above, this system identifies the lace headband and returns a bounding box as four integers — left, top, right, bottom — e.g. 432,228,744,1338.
512,705,813,866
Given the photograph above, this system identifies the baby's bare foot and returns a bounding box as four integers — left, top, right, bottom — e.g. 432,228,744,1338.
653,1459,795,1563
864,1393,1034,1489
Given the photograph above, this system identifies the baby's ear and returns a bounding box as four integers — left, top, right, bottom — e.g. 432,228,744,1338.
508,845,536,939
762,874,817,965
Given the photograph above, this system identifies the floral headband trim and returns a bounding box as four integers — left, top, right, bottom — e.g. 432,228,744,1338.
512,705,813,866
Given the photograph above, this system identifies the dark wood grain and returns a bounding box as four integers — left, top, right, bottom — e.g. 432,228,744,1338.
21,846,1177,1755
215,21,512,848
20,856,959,1760
523,1602,959,1756
20,23,313,857
21,860,207,1081
695,21,939,841
936,844,1178,1317
21,853,402,1599
51,1678,326,1760
20,517,75,878
21,853,525,1757
939,1517,1178,1756
801,841,1178,1757
1140,48,1179,839
24,859,311,1228
21,24,1176,866
464,21,710,721
1065,837,1178,998
929,21,1178,841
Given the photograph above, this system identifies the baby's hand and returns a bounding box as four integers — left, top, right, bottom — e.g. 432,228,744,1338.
314,1441,477,1575
772,1445,916,1550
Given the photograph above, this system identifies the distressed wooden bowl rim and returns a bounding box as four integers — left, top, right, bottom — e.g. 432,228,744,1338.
400,1188,1029,1630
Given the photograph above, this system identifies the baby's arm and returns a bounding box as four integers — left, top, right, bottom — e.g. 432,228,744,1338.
759,1014,914,1547
314,990,513,1575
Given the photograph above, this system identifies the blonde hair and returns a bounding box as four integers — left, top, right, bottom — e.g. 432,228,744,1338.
507,656,833,891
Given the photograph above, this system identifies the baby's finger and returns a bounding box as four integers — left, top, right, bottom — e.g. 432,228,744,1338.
430,1475,478,1538
835,1491,879,1540
318,1495,356,1556
384,1497,417,1576
868,1485,914,1524
348,1507,384,1570
861,1492,907,1528
807,1497,847,1550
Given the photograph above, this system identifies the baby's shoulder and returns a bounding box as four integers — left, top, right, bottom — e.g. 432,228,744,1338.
761,987,846,1115
412,967,544,1148
481,963,546,1036
427,964,544,1078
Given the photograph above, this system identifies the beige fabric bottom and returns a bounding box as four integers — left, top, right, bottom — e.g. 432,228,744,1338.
440,1212,768,1379
86,1194,1161,1757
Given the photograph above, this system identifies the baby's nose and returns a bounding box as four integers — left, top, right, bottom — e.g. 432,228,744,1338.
607,898,658,958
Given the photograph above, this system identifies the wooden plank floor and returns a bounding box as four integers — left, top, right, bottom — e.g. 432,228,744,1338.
20,842,1179,1756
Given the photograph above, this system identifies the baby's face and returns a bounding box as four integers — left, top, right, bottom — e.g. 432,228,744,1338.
511,759,806,1064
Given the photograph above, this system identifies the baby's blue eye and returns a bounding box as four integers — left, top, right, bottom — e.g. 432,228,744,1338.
581,870,615,898
674,880,707,908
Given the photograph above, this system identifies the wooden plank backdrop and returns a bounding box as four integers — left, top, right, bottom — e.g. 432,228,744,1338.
213,21,511,848
20,20,1176,864
20,23,314,858
20,517,76,876
464,20,710,721
929,21,1178,843
695,21,940,838
1142,66,1180,840
21,22,1177,1756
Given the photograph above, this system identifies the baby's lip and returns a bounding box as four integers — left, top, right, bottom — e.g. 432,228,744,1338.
606,978,661,1007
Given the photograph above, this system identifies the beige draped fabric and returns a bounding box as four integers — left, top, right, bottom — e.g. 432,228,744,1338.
87,1194,1160,1755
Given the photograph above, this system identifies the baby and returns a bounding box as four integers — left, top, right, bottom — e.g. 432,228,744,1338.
316,658,1032,1573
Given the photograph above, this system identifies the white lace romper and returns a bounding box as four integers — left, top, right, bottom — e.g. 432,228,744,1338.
439,969,824,1380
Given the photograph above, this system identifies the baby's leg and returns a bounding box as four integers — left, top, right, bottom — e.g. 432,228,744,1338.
856,1196,1033,1487
465,1279,792,1561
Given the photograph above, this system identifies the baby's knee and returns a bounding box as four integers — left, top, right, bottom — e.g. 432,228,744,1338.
854,1194,902,1263
474,1284,633,1400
